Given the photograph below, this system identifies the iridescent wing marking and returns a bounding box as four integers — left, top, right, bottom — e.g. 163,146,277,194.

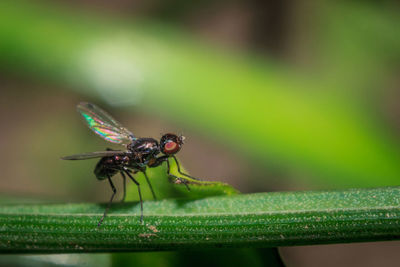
77,102,136,145
61,150,127,160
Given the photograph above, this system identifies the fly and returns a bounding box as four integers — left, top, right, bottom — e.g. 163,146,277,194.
61,102,199,227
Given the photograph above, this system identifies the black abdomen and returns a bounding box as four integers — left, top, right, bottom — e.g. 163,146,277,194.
94,157,119,180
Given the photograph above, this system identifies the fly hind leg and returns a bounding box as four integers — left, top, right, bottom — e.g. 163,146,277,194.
98,175,117,228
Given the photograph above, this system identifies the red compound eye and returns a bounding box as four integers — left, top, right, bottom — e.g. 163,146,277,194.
164,141,179,154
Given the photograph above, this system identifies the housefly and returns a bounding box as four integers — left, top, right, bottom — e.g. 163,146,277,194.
62,102,199,227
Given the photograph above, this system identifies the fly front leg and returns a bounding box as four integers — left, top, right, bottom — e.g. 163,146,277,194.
172,155,202,181
166,158,191,191
149,155,192,191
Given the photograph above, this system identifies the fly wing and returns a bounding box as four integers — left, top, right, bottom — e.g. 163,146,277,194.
77,102,136,145
61,150,127,160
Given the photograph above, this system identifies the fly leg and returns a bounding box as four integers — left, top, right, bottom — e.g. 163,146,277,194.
123,167,144,223
150,156,191,191
166,159,190,191
98,175,117,228
142,170,157,200
172,155,202,181
120,168,145,202
120,171,127,202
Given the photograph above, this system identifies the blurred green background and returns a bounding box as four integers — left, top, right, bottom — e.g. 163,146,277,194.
0,0,399,266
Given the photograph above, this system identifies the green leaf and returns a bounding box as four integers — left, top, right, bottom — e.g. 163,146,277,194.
121,160,272,267
125,158,239,201
0,186,399,253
